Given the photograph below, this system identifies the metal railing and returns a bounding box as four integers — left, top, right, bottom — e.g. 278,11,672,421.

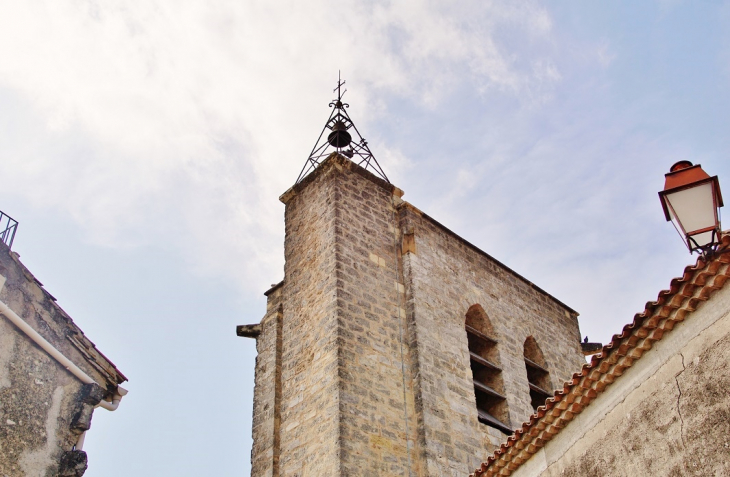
0,211,18,250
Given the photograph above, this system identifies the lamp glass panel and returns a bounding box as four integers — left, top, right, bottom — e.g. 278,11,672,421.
665,183,717,235
689,230,714,248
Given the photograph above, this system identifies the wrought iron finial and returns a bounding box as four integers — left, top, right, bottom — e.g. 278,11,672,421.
295,75,389,184
334,70,346,104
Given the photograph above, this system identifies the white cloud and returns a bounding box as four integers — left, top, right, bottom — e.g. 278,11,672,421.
0,0,560,293
596,39,617,68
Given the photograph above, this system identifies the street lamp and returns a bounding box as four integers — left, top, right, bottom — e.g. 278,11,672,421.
659,161,724,255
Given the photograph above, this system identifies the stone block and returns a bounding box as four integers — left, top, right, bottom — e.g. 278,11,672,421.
59,450,88,477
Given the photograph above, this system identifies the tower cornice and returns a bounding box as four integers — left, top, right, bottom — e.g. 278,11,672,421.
280,152,403,205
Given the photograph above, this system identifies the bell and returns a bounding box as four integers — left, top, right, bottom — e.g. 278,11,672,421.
327,120,352,148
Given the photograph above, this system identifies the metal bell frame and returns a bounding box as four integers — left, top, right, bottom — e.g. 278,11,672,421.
295,76,389,184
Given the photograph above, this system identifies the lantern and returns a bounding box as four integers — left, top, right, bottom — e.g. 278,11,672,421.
659,161,723,254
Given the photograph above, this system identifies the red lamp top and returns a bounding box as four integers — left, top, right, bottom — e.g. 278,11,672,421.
660,161,724,221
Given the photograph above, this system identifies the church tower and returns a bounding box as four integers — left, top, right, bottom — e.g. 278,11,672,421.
238,81,585,476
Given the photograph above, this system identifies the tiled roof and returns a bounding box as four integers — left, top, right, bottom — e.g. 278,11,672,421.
470,234,730,477
3,248,127,385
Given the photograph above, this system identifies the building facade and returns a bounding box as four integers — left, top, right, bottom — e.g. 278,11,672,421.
0,244,127,476
472,234,730,476
240,153,585,476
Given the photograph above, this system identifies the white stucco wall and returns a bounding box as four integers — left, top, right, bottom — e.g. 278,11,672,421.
512,281,730,477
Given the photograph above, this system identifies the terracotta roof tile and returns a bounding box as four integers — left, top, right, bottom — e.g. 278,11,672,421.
470,234,730,477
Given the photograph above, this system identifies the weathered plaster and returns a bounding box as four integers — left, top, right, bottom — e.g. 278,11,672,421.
0,247,126,477
0,328,13,390
0,274,9,391
512,279,730,477
19,386,65,476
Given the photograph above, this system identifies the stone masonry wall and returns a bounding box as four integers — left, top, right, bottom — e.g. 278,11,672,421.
250,285,283,477
278,159,343,476
275,156,422,476
398,203,584,476
249,154,583,476
0,247,123,477
330,159,421,476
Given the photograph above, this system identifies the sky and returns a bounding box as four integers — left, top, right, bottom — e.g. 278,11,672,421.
1,1,729,475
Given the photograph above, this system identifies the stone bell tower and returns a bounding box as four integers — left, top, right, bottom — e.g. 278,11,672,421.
237,81,585,476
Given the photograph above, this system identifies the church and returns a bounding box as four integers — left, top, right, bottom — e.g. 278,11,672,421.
238,83,730,476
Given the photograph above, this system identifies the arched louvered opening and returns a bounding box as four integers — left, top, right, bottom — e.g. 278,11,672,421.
465,305,511,434
523,336,551,411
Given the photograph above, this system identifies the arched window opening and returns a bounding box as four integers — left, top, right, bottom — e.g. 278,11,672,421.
524,336,551,411
465,305,511,434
